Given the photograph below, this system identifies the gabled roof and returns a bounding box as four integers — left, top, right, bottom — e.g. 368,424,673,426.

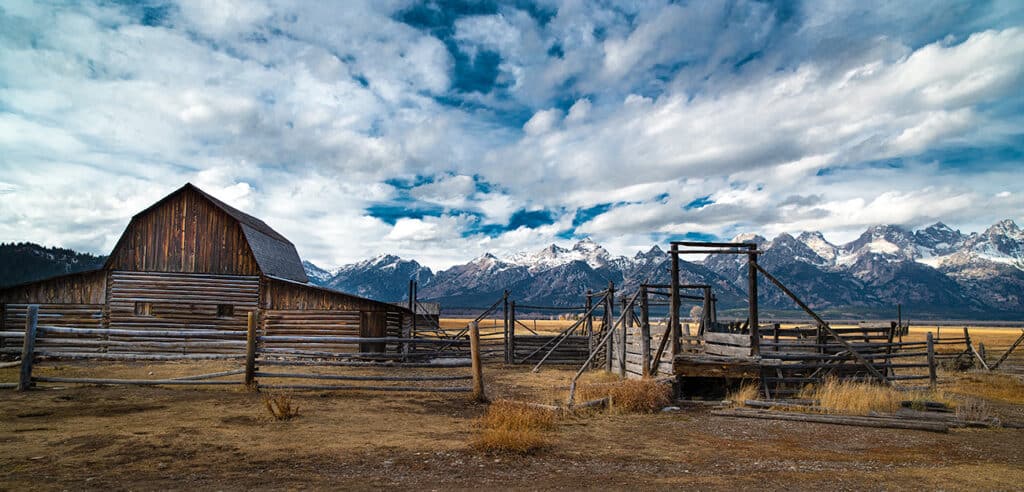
106,183,308,283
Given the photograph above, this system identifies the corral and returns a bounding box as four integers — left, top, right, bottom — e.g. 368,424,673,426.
1,188,1023,490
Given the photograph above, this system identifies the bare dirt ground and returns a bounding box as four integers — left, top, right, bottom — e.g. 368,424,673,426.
1,325,1022,490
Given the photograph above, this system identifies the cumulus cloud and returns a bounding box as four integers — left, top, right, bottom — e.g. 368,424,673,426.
0,0,1022,269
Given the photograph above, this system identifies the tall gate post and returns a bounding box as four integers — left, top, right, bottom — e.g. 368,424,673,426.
670,244,681,356
585,290,593,369
747,243,760,357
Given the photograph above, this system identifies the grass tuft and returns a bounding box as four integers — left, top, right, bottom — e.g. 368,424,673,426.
470,400,556,454
727,384,760,407
577,378,671,414
263,393,300,421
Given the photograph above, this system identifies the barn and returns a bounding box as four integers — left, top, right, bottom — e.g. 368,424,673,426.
0,183,412,357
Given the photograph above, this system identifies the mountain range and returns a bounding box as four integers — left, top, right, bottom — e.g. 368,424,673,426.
306,220,1024,319
2,220,1021,319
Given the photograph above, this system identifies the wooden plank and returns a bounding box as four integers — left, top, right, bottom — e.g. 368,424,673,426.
704,343,752,358
704,332,752,346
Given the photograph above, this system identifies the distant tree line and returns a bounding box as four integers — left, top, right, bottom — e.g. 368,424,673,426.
0,242,107,288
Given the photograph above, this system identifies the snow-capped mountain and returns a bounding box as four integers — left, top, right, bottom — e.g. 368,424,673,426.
507,237,612,272
299,220,1024,317
301,260,335,284
315,254,434,301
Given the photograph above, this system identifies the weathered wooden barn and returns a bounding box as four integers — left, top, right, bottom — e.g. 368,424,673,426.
0,183,412,357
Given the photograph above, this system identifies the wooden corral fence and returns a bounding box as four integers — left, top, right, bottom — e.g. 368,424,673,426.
509,284,616,369
610,283,715,379
974,329,1024,376
4,306,486,397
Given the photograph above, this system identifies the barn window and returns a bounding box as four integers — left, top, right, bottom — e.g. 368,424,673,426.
217,304,234,318
134,302,152,317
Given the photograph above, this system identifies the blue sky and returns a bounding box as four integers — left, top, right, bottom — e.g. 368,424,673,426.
0,0,1022,269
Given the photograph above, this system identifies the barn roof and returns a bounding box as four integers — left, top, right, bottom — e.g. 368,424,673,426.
188,185,308,283
108,183,309,283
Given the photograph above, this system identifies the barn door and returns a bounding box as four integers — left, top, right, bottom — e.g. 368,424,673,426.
360,311,387,353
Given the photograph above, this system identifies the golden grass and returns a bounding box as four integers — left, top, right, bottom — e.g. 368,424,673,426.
470,400,557,454
948,372,1024,405
798,378,955,415
727,384,760,407
262,393,300,421
576,378,671,414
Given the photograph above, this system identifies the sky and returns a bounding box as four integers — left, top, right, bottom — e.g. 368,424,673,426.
1,0,1023,270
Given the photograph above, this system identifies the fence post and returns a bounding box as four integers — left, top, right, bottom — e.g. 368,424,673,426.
619,296,628,377
640,285,651,378
748,243,760,357
469,321,487,402
508,301,516,363
502,291,510,364
926,331,936,391
245,311,257,389
605,282,614,372
18,305,39,391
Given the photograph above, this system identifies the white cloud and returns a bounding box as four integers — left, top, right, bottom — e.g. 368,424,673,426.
0,1,1021,270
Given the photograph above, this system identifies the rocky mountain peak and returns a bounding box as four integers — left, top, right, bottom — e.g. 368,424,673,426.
797,231,838,263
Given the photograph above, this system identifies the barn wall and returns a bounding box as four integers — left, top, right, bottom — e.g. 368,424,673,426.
106,188,260,276
107,270,258,339
260,278,408,355
263,278,399,312
0,270,107,305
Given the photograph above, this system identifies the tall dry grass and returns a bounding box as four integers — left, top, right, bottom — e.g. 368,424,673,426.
798,378,954,415
470,400,557,454
727,384,759,407
576,378,671,414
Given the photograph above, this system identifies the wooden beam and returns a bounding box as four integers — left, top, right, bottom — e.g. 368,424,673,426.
17,305,38,391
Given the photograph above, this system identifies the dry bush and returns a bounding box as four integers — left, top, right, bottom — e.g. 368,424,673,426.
263,393,300,421
727,384,759,407
949,373,1024,405
956,397,995,423
470,400,557,454
577,378,671,414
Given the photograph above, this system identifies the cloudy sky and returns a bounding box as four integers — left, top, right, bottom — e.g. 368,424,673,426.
1,0,1022,270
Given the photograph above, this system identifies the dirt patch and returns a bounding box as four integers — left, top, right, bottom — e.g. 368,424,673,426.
0,361,1022,490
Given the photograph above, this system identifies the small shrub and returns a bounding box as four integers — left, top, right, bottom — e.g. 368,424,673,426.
956,398,995,423
577,378,671,414
263,393,300,421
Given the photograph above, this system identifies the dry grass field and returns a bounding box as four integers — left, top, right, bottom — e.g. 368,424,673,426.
0,320,1022,490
